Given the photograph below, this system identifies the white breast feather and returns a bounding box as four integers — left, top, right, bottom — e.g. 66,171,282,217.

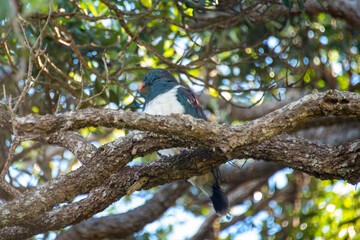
144,85,183,157
143,86,184,115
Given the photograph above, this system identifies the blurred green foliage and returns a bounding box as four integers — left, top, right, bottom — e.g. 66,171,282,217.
0,0,359,239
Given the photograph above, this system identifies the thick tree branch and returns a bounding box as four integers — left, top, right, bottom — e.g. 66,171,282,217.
0,133,358,238
0,90,359,238
247,136,360,183
0,162,281,239
55,181,189,240
16,90,360,150
38,131,97,164
0,131,182,229
0,182,189,240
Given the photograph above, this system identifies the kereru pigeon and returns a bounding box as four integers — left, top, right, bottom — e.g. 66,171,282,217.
139,68,230,216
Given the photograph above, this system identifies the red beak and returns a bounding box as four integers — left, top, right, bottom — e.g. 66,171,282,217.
139,82,146,92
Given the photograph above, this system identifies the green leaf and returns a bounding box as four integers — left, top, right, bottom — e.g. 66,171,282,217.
282,0,293,8
97,1,108,14
87,2,98,17
140,0,152,8
243,17,254,29
94,78,103,93
139,32,150,42
297,0,305,11
109,89,119,104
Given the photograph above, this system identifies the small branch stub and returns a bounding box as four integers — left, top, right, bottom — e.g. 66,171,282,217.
126,176,150,196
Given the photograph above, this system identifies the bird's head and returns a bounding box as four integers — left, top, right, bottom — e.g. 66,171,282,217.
139,69,177,91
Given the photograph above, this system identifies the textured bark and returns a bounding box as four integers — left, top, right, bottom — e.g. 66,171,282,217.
6,163,277,239
15,90,360,150
39,131,97,164
0,90,359,239
245,135,360,183
55,181,189,240
0,131,183,230
0,103,12,133
2,133,358,239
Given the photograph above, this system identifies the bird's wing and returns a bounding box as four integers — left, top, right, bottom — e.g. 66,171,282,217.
176,87,207,120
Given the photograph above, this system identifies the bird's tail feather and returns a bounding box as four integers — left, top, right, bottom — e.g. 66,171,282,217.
210,185,230,216
189,171,229,216
157,150,229,215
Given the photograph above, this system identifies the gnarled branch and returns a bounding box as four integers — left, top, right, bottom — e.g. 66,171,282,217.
0,90,359,238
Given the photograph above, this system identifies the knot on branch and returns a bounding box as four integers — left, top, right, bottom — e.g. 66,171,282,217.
320,90,359,117
323,90,349,104
16,115,39,133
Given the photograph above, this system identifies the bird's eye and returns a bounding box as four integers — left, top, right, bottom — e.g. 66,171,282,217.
147,72,152,77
